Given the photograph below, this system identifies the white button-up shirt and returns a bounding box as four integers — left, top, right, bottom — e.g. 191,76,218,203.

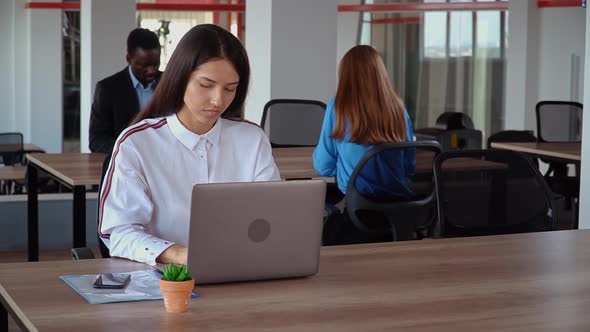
99,114,281,265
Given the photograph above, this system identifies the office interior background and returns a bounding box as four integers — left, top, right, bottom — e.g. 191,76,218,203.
0,0,589,251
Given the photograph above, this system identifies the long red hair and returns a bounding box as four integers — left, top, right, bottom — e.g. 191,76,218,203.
332,45,406,144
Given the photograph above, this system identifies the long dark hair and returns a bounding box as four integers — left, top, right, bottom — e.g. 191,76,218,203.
131,24,250,124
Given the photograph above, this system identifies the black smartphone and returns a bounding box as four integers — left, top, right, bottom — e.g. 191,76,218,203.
92,273,131,289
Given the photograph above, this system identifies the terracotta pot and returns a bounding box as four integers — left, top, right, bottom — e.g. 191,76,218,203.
159,279,195,313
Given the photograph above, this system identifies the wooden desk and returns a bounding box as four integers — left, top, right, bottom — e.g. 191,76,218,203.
0,166,26,195
0,166,26,181
23,144,45,154
3,230,590,331
26,153,107,261
273,147,504,179
491,142,581,162
0,143,45,154
272,147,318,179
0,144,44,166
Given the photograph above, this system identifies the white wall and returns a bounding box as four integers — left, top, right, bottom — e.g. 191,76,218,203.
1,0,33,142
337,12,360,65
578,4,590,228
80,0,136,152
0,0,61,151
13,0,30,141
505,4,586,132
504,0,539,131
0,0,15,133
245,0,340,124
29,5,63,152
244,0,272,124
538,8,586,102
270,0,338,103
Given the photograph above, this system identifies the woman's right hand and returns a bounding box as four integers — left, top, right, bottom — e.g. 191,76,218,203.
156,244,188,265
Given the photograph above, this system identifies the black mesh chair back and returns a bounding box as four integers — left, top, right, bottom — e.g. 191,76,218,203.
0,132,24,165
535,101,581,212
345,141,442,241
536,101,582,143
434,149,556,237
261,99,326,147
97,154,111,258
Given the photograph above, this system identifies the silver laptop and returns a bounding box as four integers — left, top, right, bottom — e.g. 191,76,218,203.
186,180,326,284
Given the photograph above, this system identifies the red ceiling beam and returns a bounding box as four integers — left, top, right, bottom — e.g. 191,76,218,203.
370,17,422,25
25,1,245,11
25,1,587,12
338,2,509,12
155,0,219,3
137,3,244,11
25,2,80,10
538,0,583,7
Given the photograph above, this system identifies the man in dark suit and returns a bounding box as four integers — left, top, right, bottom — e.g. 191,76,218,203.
89,28,162,153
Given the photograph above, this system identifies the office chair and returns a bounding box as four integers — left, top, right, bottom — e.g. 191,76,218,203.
332,141,442,243
0,132,24,166
415,113,482,151
433,149,556,238
262,99,343,204
535,101,582,221
437,129,482,151
536,101,582,144
487,130,537,149
435,111,475,130
260,99,326,147
487,130,539,165
71,154,111,260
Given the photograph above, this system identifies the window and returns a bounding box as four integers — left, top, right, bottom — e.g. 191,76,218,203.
424,12,448,58
476,11,501,58
422,0,505,59
449,11,473,57
139,12,214,71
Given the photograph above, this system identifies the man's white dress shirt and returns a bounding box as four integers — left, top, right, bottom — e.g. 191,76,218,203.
99,114,281,264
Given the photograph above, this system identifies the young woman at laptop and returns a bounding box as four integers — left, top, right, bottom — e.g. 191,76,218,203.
98,25,280,265
312,45,416,244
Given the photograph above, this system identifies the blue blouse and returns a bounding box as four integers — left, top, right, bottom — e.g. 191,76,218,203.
312,97,416,196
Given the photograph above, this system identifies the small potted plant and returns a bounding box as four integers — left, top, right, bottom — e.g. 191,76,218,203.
159,264,194,313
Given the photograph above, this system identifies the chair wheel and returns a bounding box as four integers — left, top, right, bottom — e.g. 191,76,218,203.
71,247,95,260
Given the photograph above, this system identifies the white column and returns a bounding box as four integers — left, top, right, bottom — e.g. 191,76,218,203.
537,8,586,102
0,0,29,138
577,5,590,228
337,11,360,68
12,0,30,141
244,0,339,124
28,0,63,152
0,0,16,133
2,0,63,150
243,0,272,124
80,0,135,152
504,0,539,131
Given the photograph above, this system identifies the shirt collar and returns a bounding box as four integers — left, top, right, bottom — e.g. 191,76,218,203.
167,114,222,151
128,66,155,90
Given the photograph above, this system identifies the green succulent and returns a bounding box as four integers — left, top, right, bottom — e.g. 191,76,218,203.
161,264,192,282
